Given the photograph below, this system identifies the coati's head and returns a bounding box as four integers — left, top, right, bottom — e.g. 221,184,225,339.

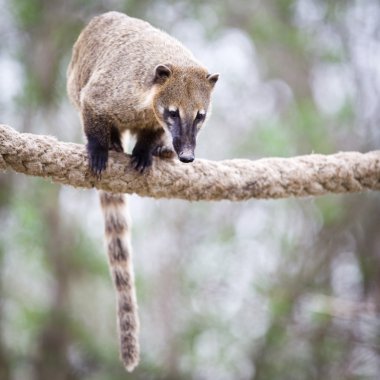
152,64,219,163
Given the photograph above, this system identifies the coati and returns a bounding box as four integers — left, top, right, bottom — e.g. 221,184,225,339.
67,11,218,371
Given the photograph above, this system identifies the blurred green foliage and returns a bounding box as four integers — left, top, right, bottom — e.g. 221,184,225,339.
1,0,380,379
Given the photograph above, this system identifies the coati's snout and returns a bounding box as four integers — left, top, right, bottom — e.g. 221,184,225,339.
173,137,195,163
171,121,197,163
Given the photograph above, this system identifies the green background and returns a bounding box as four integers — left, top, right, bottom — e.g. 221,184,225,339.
0,0,380,379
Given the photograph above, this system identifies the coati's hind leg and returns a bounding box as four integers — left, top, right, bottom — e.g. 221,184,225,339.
110,126,124,153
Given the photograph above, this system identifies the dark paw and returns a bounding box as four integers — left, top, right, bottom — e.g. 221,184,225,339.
110,139,124,153
131,149,152,173
87,137,108,178
152,145,175,159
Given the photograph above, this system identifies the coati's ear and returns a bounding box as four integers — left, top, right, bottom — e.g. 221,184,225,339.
207,73,219,87
154,64,172,84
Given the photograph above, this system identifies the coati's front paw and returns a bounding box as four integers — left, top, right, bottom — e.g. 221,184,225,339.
87,137,108,177
152,145,175,159
131,148,152,173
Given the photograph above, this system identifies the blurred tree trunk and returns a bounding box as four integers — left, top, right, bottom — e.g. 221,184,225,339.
32,187,78,380
0,177,11,380
8,3,85,378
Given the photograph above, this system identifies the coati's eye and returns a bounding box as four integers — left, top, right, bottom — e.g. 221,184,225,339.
195,111,205,121
168,109,179,118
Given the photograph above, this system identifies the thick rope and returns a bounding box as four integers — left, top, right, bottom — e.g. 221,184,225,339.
1,124,380,200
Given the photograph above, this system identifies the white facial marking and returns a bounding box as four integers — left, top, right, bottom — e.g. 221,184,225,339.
168,105,178,112
193,109,206,119
204,104,212,122
158,105,165,114
162,124,172,140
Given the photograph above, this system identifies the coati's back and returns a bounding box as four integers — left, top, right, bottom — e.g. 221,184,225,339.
67,11,201,112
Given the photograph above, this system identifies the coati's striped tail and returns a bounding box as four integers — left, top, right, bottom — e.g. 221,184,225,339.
99,191,139,371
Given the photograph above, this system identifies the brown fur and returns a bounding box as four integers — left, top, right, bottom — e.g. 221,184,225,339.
67,11,213,129
67,11,218,371
67,11,218,169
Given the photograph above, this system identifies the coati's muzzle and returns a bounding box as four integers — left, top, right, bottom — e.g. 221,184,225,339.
178,149,194,163
172,132,196,164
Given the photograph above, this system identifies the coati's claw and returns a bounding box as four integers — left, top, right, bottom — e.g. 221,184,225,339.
87,138,108,178
152,145,175,159
131,145,174,173
90,150,108,178
131,150,152,173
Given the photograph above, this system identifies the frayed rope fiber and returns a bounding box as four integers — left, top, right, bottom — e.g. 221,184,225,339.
1,124,380,200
